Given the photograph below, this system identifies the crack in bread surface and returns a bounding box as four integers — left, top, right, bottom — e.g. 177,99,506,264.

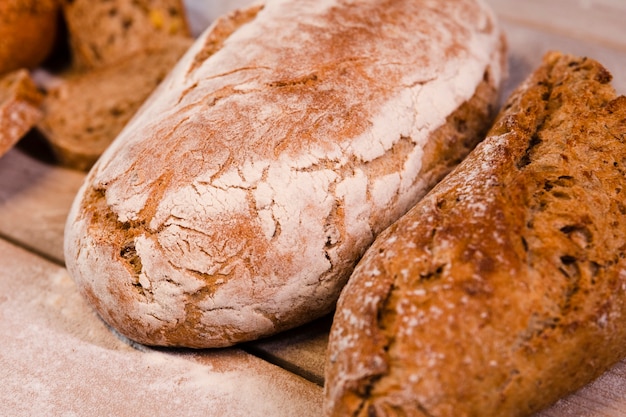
78,69,498,348
69,0,506,348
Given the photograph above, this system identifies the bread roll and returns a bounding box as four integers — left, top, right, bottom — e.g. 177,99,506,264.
0,0,59,75
324,52,626,417
64,0,505,348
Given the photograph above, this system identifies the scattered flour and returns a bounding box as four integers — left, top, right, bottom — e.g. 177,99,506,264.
0,241,321,417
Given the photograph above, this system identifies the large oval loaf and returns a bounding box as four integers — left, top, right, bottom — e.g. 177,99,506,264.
64,0,505,348
324,53,626,416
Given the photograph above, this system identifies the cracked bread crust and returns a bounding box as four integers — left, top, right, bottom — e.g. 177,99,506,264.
324,52,626,417
64,0,506,348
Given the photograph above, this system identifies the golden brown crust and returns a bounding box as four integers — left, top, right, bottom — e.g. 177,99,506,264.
0,69,43,158
325,52,626,417
0,0,60,75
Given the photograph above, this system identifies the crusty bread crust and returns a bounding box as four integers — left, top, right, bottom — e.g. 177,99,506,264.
324,52,626,417
64,0,505,348
0,70,43,158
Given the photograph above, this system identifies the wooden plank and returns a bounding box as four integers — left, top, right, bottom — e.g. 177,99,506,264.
244,314,332,387
0,142,84,264
0,238,322,417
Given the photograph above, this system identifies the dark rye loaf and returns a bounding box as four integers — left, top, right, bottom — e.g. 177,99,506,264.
324,52,626,417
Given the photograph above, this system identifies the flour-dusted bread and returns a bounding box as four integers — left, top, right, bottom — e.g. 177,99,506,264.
0,0,60,76
37,37,193,171
64,0,506,348
324,52,626,417
0,69,43,158
61,0,190,69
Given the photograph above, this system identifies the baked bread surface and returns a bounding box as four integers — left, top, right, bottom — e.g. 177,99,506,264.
0,69,43,158
324,52,626,417
64,0,505,347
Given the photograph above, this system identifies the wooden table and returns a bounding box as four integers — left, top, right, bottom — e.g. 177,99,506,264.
1,1,625,415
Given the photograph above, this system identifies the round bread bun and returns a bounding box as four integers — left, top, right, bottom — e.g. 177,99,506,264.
0,0,60,75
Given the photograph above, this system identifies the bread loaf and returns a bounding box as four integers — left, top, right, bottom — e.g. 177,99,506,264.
0,0,60,76
64,0,506,348
61,0,190,70
36,0,194,170
324,52,626,417
0,69,43,158
37,37,193,171
61,0,189,69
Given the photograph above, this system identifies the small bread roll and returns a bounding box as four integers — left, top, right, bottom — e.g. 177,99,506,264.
0,0,59,75
324,52,626,417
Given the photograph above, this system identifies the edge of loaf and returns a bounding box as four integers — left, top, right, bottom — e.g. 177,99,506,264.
0,69,44,158
324,51,626,416
64,0,506,348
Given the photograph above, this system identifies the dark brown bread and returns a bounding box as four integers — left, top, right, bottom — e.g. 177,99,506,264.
61,0,190,69
0,69,43,158
324,52,626,417
0,0,60,75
